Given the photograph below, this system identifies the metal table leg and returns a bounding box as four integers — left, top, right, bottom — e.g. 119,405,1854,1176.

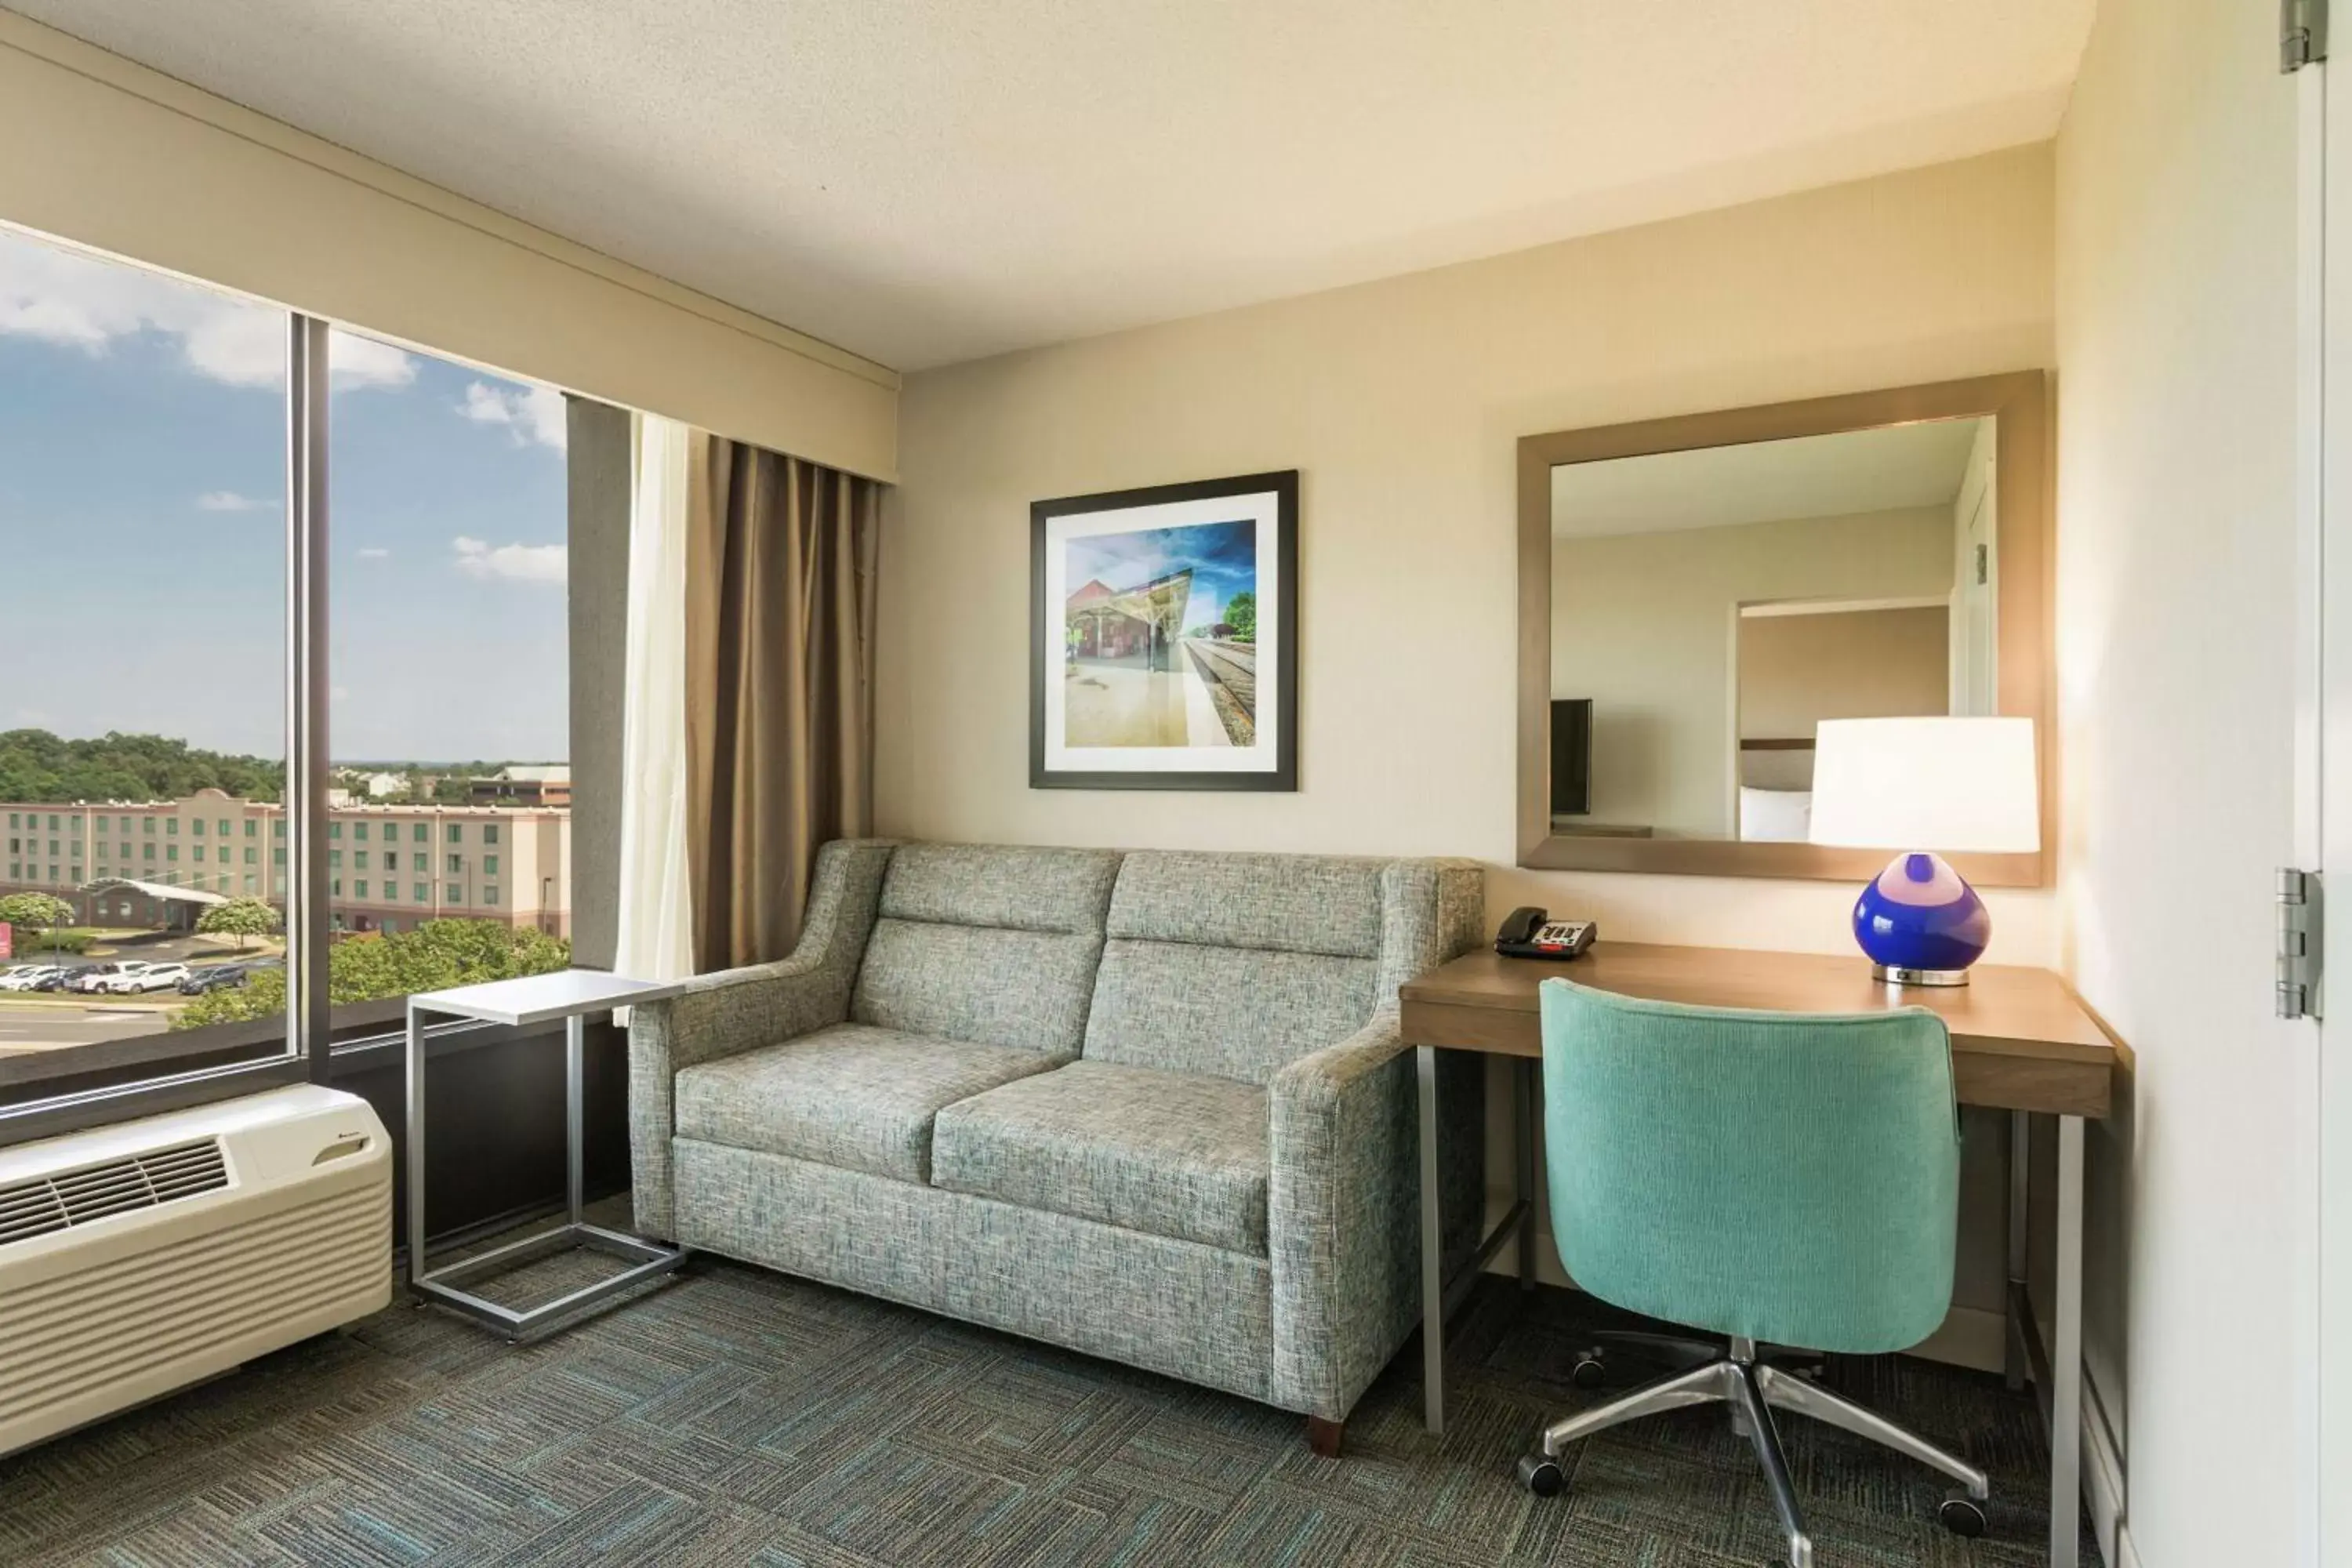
2050,1114,2085,1568
2005,1109,2029,1391
1419,1044,1445,1435
1516,1057,1537,1290
406,1000,426,1287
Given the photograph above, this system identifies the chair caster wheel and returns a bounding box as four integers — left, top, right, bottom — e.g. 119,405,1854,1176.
1570,1353,1606,1390
1517,1452,1566,1497
1938,1494,1987,1537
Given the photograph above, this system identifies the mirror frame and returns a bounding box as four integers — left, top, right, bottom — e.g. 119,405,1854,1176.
1517,371,2051,886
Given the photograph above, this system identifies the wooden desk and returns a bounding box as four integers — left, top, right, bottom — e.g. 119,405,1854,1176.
1400,942,2115,1568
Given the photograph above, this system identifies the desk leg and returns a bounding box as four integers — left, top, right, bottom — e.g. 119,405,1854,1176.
1418,1045,1445,1436
566,1014,586,1226
2006,1109,2029,1392
1515,1056,1537,1290
405,1002,426,1287
2050,1114,2085,1568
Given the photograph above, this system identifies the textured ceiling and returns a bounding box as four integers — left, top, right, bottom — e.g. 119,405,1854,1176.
9,1,2092,371
1552,419,1986,538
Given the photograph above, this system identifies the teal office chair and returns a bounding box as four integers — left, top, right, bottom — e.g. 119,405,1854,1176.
1517,978,1989,1568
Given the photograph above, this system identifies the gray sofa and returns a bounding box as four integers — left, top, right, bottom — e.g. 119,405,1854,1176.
627,839,1484,1445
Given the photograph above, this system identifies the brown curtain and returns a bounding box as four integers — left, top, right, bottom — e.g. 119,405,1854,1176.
684,434,881,972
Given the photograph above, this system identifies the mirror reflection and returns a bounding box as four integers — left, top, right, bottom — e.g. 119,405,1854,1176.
1548,416,1997,844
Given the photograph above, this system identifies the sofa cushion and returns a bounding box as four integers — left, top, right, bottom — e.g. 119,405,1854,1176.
851,844,1120,1053
931,1060,1271,1254
674,1022,1068,1183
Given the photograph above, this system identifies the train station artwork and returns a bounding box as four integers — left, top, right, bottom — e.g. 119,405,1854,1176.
1031,471,1298,791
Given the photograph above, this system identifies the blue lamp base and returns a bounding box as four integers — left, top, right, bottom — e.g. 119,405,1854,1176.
1850,851,1991,988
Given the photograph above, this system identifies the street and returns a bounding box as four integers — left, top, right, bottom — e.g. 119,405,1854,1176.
0,999,175,1055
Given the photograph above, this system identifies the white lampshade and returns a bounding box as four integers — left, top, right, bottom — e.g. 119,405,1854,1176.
1807,717,2041,853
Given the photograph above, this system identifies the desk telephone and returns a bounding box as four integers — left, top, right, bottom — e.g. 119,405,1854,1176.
1494,907,1596,960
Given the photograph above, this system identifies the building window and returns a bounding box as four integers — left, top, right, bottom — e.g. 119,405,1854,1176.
412,853,426,873
243,875,256,893
355,880,368,899
143,819,155,835
354,822,368,841
245,819,256,837
273,848,285,866
167,820,177,836
329,850,342,868
331,880,341,898
447,824,463,844
192,818,205,837
329,822,341,840
166,846,178,862
484,886,499,905
484,824,499,846
275,821,285,837
245,848,257,865
413,882,428,903
413,824,428,843
218,819,230,837
484,855,499,876
143,844,156,861
447,855,463,874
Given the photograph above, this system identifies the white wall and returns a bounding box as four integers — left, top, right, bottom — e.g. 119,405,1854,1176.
0,13,898,480
884,143,2056,962
1554,506,1954,834
2054,0,2302,1562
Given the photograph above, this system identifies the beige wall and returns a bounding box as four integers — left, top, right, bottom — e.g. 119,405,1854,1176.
1552,507,1954,835
2055,0,2302,1560
885,144,2058,1352
885,143,2055,957
0,14,898,481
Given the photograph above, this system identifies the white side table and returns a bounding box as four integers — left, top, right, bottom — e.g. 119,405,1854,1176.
405,968,685,1338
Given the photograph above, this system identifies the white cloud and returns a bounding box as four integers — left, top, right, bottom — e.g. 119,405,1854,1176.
357,546,390,559
452,535,566,586
458,379,567,451
0,227,417,390
196,490,272,513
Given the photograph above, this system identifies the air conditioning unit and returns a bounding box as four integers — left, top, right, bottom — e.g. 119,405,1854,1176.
0,1083,391,1457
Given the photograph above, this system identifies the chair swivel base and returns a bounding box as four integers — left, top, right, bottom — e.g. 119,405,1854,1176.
1518,1336,1989,1568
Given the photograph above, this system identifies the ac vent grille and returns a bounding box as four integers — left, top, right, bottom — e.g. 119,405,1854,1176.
0,1140,228,1247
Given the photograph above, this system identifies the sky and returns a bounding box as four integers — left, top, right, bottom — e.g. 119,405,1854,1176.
0,223,568,763
1066,517,1255,632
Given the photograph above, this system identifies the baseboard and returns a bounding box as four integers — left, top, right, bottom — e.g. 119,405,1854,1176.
1907,1303,2006,1374
2084,1367,2133,1568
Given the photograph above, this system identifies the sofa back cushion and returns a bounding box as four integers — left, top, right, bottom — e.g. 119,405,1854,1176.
1082,851,1385,1083
851,844,1121,1054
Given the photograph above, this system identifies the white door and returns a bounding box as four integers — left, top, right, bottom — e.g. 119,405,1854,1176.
2303,38,2350,1568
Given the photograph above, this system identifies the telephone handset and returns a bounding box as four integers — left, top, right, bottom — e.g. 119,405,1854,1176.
1494,906,1596,960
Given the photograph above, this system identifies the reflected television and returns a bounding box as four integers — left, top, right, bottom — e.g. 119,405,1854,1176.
1550,699,1592,816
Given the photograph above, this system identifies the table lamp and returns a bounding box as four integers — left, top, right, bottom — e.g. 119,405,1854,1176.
1808,717,2040,986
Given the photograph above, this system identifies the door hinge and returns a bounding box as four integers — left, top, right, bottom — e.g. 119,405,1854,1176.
2285,0,2328,71
2279,867,2321,1018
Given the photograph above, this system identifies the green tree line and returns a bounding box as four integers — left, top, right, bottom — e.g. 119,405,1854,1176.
0,730,282,804
173,919,570,1030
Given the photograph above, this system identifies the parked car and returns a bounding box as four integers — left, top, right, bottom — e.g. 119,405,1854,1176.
70,963,142,994
107,963,188,994
38,965,96,992
178,966,248,995
0,965,60,992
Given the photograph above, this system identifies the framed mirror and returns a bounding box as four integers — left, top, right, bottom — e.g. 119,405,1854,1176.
1517,372,2049,884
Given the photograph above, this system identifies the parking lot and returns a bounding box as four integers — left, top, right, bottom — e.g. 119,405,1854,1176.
0,936,276,1055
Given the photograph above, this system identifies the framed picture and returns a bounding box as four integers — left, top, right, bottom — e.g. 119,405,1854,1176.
1031,470,1298,791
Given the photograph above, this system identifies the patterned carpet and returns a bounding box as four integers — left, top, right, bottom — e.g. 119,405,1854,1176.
0,1214,2099,1567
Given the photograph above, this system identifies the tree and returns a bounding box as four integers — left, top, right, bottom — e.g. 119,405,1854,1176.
172,917,572,1031
195,898,281,953
0,892,74,943
1222,590,1257,643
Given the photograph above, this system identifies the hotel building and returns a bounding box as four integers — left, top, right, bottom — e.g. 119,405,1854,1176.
0,787,570,938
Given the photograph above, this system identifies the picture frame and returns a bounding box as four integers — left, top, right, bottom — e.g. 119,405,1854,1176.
1029,470,1298,791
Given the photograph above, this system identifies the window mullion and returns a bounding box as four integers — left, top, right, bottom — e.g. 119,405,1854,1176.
286,315,332,1080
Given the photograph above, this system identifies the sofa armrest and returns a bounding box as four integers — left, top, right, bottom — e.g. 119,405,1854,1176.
626,838,893,1238
1267,1005,1425,1421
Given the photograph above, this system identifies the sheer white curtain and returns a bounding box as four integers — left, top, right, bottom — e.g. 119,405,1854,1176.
615,412,696,984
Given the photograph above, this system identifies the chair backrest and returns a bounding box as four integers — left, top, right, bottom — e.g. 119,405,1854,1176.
850,843,1120,1054
1539,977,1960,1355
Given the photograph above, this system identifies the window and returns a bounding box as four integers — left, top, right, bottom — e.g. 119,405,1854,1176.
354,822,368,841
328,850,342,868
355,880,368,899
413,853,427,873
413,882,428,903
0,224,294,1120
484,824,499,846
273,848,285,866
446,883,463,903
484,886,499,905
329,822,341,840
192,846,205,863
447,825,463,844
447,855,463,875
244,847,257,865
219,818,230,837
413,824,428,843
331,879,341,898
245,819,256,837
485,855,499,876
